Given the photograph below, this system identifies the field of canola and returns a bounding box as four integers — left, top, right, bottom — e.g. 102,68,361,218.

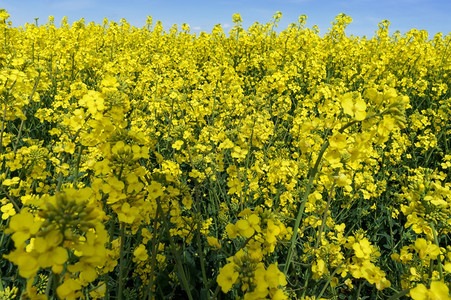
0,9,450,300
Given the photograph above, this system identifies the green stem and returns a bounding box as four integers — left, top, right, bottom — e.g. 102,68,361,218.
55,168,65,193
387,288,411,300
283,139,329,275
316,263,342,299
283,114,379,275
154,190,193,300
165,222,194,300
196,224,208,286
53,273,59,300
45,273,53,298
314,181,336,250
430,222,443,280
12,119,24,154
0,103,7,153
118,223,126,300
0,186,20,211
356,280,363,297
72,145,83,188
147,207,161,300
185,143,208,287
211,285,221,300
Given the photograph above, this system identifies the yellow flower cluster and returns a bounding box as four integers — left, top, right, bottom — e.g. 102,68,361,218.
218,208,290,298
217,250,288,300
4,188,109,299
0,8,450,299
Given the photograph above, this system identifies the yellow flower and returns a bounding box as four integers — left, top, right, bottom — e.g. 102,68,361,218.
147,180,164,200
34,231,68,268
444,262,451,273
353,238,373,259
341,92,367,121
2,177,20,186
0,286,19,300
411,281,451,300
217,262,239,293
364,88,382,104
68,260,98,284
252,263,269,297
411,284,429,300
89,282,106,299
329,132,347,149
312,259,327,279
360,261,386,286
57,276,83,300
225,224,238,239
232,13,243,23
172,140,184,150
235,219,255,238
5,211,42,246
133,244,149,261
1,203,16,220
79,90,105,118
141,228,152,244
376,115,396,142
271,289,288,300
3,248,39,278
265,219,281,244
117,202,139,224
266,263,287,288
206,236,221,249
414,238,440,260
23,279,47,300
218,139,234,150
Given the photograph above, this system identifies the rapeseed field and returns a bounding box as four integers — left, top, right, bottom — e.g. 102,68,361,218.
0,9,450,299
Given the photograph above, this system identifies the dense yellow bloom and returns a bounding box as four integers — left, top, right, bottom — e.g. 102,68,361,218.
0,8,449,300
411,281,451,300
353,238,373,259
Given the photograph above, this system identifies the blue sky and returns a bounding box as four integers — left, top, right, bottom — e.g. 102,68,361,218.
1,0,450,37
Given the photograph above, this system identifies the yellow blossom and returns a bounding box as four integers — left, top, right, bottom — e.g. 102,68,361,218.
133,244,149,261
217,262,239,293
341,92,367,121
1,203,16,220
411,281,451,300
5,211,42,246
206,236,221,249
